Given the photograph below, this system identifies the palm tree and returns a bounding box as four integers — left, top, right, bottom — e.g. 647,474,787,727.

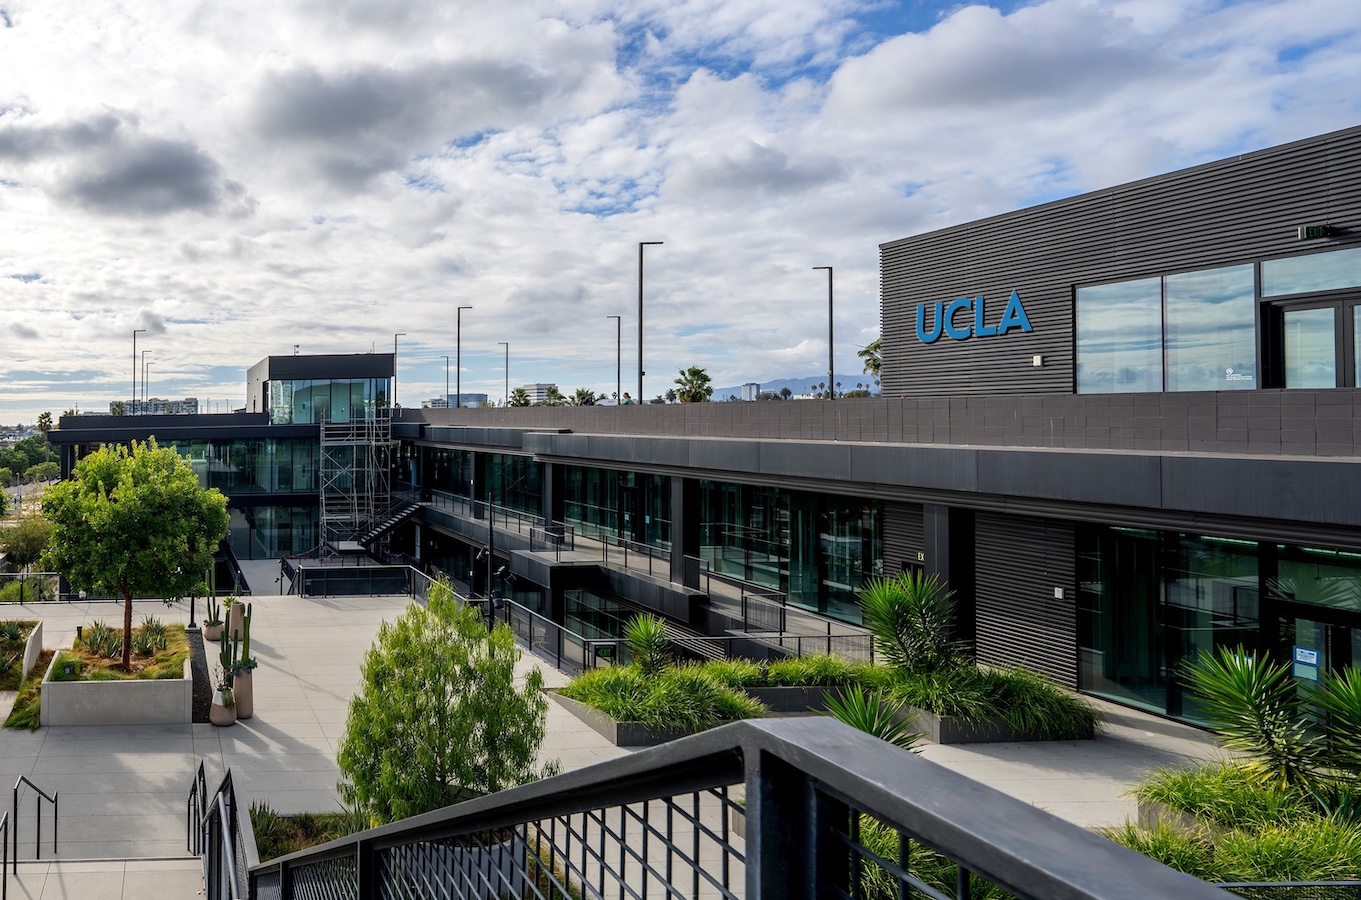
858,338,882,387
571,388,598,406
508,388,530,407
673,367,712,403
779,387,792,400
540,386,568,406
36,411,52,462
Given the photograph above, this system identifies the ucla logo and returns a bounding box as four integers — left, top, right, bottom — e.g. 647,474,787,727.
916,290,1033,344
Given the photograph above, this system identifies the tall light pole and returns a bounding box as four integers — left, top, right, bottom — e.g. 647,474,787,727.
393,333,407,408
144,363,153,407
813,266,834,400
456,306,472,408
607,315,621,404
131,328,146,407
441,355,451,409
498,342,509,407
141,350,152,406
638,241,662,405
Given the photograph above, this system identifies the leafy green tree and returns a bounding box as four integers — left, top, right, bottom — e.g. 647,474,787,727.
0,467,11,488
0,516,53,599
858,338,882,387
508,387,530,407
61,408,77,419
42,440,229,669
24,462,58,483
673,367,712,403
110,401,126,416
337,580,553,824
0,489,7,518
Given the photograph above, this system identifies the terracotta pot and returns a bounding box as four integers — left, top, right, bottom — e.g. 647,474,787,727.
227,604,245,642
203,622,223,642
233,670,254,719
210,688,236,727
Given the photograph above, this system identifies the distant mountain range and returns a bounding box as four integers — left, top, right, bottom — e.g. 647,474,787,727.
709,374,877,399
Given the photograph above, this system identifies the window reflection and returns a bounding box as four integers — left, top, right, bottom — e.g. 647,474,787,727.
1283,308,1336,388
1164,265,1256,391
1076,278,1162,393
1262,247,1361,297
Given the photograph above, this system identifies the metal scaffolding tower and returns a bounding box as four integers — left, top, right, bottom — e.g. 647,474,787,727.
319,408,392,556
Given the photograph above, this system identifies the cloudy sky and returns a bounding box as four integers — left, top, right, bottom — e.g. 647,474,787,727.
2,0,1360,421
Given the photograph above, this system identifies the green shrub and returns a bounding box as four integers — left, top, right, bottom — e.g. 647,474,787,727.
858,571,961,675
1135,762,1313,829
250,801,364,862
1214,818,1361,882
859,815,1014,899
624,614,669,676
699,658,764,688
561,665,765,731
983,667,1101,740
888,668,991,722
764,654,867,686
824,689,919,750
1101,822,1225,882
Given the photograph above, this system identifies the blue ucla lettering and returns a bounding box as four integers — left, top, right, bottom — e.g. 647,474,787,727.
915,302,943,344
944,298,972,340
914,290,1032,343
997,289,1033,335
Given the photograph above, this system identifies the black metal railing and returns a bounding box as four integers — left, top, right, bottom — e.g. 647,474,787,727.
187,761,208,856
10,777,56,871
196,769,258,900
248,718,1230,900
528,523,575,559
1221,885,1361,898
0,809,9,900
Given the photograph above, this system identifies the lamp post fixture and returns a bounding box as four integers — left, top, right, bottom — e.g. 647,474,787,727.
393,333,407,408
141,350,152,406
456,306,472,408
606,315,621,404
441,355,451,409
638,241,663,405
144,363,153,406
132,328,146,408
498,342,509,407
813,266,834,400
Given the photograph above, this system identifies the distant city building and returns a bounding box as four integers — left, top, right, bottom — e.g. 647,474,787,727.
517,384,557,404
740,383,760,401
115,397,200,415
424,394,490,409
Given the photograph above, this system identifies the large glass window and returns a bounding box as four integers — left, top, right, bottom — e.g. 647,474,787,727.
1076,278,1162,393
486,453,542,518
1283,307,1337,388
269,377,392,424
1262,246,1361,297
562,467,671,551
1164,265,1256,390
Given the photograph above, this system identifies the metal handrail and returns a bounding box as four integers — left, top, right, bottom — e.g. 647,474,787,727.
11,777,56,873
249,718,1230,900
1,809,9,900
186,760,207,855
197,768,255,900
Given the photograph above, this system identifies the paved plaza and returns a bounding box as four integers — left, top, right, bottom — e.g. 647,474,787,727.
0,558,1224,897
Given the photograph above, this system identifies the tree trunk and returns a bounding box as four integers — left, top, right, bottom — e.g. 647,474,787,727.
122,584,133,671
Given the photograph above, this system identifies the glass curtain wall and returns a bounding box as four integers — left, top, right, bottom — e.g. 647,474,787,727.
228,505,319,559
269,378,391,424
562,466,671,550
164,437,318,494
699,480,882,623
485,453,543,518
424,447,474,497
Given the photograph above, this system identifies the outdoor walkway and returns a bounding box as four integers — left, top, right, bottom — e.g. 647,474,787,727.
0,561,1225,897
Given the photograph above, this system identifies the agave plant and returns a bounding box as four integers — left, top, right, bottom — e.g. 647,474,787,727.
625,614,670,677
857,571,961,675
1184,646,1319,790
824,688,921,751
1313,666,1361,779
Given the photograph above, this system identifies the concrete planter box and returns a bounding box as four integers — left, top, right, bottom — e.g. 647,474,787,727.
742,685,839,713
21,620,42,681
548,692,697,747
41,655,193,726
898,706,1096,744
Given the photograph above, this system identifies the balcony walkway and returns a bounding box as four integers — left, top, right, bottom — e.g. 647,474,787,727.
0,560,1221,896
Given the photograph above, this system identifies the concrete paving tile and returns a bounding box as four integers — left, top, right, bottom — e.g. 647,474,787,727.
120,868,203,897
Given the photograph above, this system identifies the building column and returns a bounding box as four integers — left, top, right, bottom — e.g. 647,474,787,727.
670,477,701,587
543,462,566,524
923,504,976,650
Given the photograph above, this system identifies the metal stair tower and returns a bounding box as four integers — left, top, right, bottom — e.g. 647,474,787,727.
318,407,392,556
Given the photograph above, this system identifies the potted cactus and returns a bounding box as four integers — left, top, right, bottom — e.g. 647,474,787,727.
203,595,224,642
232,603,257,719
211,635,238,727
224,596,245,641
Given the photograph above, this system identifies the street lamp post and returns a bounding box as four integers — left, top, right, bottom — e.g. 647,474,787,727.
132,328,146,408
393,333,407,407
813,266,834,400
441,355,451,409
144,364,153,406
498,342,509,407
638,241,662,405
607,315,621,404
456,306,472,408
141,350,152,407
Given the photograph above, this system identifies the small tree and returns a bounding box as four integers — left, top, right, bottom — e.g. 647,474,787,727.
337,580,553,824
571,387,598,406
1,516,54,597
508,387,530,407
858,338,882,388
110,401,126,416
42,440,229,670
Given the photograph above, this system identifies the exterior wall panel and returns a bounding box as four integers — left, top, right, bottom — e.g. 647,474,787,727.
881,125,1361,398
974,513,1077,687
883,501,924,574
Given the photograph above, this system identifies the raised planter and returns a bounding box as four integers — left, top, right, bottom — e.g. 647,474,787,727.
1137,799,1220,837
742,685,839,713
40,655,194,726
898,706,1096,744
548,692,696,747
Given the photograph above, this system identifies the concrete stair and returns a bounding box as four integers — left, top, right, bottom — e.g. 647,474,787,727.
5,858,202,900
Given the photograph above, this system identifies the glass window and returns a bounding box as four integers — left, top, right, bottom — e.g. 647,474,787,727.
1164,265,1256,391
1076,277,1162,393
1283,307,1337,388
1354,307,1361,388
1262,247,1361,297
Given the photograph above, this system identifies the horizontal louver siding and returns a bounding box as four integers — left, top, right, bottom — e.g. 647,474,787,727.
882,125,1361,398
883,501,924,574
974,513,1077,687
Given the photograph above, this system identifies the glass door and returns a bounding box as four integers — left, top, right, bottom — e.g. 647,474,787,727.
1283,306,1338,388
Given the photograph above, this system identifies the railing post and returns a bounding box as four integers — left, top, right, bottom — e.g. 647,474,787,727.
355,837,375,899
